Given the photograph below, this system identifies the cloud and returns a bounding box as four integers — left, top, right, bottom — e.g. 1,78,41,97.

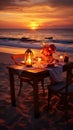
20,0,73,7
0,0,73,12
0,0,29,11
0,0,14,10
46,0,73,7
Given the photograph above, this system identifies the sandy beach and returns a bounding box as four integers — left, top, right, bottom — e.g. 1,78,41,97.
0,50,73,130
0,0,73,128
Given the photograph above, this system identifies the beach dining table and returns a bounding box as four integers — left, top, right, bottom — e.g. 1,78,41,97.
7,62,73,118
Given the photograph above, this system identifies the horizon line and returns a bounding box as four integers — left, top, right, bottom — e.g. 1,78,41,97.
0,28,73,30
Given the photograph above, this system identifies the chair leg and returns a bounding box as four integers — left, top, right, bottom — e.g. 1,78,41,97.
47,87,52,110
18,79,45,96
18,79,23,96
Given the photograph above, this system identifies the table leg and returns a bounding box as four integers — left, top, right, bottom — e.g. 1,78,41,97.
33,79,40,118
9,69,16,106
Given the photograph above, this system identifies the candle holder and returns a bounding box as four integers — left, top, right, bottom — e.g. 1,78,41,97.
24,48,33,67
64,56,69,63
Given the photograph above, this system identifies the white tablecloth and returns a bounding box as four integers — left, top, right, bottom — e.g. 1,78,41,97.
48,65,63,82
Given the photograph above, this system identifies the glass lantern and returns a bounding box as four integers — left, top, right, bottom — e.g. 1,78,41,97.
24,48,33,67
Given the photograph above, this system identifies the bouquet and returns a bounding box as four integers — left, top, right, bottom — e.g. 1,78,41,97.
42,44,56,57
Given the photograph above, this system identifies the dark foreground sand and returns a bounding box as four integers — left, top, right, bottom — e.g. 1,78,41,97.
0,52,73,130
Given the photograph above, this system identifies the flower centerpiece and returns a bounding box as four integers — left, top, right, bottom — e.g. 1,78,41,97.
41,44,56,63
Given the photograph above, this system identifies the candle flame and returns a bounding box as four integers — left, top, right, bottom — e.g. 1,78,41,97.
59,55,63,59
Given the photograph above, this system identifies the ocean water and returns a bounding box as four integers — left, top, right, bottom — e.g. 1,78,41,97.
0,28,73,54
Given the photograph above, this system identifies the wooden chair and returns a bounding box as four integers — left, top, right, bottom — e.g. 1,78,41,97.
11,54,24,65
47,63,73,110
11,54,45,96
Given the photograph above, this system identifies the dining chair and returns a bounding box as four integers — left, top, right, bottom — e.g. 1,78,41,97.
11,54,45,96
47,63,73,110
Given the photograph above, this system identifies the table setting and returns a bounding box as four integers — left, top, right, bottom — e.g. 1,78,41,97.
11,43,70,83
7,44,72,118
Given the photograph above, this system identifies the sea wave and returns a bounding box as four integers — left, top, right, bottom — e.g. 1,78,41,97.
0,36,73,53
0,37,41,42
45,37,73,44
0,37,42,49
52,39,73,44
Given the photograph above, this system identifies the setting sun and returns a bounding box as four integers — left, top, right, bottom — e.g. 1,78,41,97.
29,22,39,30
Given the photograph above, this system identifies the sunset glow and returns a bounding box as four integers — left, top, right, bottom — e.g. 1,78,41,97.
0,0,73,29
29,22,39,30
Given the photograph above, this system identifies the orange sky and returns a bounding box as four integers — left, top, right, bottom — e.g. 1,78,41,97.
0,0,73,29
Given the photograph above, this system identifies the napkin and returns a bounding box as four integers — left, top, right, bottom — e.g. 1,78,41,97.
49,65,63,83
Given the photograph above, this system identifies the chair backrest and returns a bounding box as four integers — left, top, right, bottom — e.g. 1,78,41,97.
11,54,24,65
67,63,73,84
62,65,73,99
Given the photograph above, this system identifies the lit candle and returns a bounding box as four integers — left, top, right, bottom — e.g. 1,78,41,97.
37,57,41,64
59,55,64,62
26,56,32,66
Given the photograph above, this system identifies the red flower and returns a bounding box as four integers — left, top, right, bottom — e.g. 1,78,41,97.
42,44,56,56
49,44,56,53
